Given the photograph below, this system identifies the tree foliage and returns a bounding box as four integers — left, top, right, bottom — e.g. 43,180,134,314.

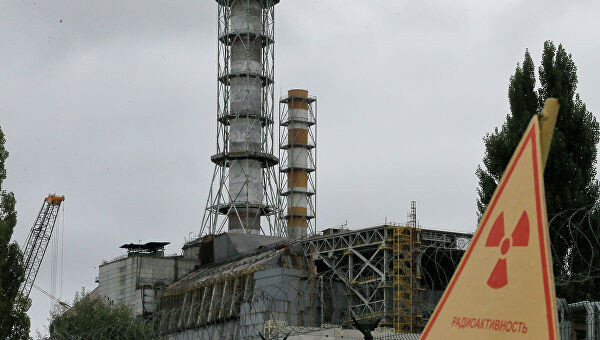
0,125,31,339
48,288,157,339
476,41,600,301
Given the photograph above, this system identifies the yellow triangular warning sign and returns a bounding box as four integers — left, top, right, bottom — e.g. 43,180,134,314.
421,104,560,339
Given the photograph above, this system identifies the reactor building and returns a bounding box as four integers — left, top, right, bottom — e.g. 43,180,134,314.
94,0,472,339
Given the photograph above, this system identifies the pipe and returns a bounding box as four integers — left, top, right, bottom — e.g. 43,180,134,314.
227,0,265,233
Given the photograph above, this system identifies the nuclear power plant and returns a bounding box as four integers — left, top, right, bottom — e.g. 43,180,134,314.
93,1,472,338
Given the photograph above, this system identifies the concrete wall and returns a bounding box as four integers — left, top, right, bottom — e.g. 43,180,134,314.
98,254,197,314
167,320,240,340
239,267,312,339
164,267,312,339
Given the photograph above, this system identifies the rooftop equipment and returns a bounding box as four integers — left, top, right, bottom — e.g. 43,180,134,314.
120,242,170,255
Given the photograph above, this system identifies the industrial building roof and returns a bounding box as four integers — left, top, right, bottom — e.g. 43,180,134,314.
164,246,286,296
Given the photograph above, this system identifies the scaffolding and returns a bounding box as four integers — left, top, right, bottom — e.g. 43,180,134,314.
391,225,420,333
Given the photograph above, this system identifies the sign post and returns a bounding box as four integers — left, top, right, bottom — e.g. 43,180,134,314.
420,99,560,339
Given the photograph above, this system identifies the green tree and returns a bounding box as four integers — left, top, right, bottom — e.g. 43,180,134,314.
48,288,158,339
0,125,31,339
476,41,600,301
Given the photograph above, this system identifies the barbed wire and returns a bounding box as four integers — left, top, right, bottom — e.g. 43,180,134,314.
548,205,600,287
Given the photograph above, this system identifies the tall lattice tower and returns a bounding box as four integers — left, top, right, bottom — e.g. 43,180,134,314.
201,0,281,236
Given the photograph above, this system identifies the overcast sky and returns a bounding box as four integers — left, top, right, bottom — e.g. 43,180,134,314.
2,0,599,335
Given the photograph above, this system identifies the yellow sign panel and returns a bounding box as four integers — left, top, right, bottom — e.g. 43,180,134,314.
421,116,559,339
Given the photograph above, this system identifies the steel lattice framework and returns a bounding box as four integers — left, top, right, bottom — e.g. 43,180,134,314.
19,194,64,298
201,0,282,236
302,223,471,333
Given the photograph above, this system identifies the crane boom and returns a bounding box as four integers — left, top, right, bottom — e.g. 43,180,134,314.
19,194,65,299
32,283,70,309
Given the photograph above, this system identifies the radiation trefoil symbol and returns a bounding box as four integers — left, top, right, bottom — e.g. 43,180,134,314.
484,211,530,289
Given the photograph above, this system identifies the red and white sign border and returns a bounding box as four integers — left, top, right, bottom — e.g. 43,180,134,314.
421,119,556,340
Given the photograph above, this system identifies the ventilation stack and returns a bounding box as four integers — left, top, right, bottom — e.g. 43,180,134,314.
279,89,317,238
201,0,281,236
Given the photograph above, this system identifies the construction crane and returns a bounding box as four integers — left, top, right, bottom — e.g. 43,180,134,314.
19,194,65,299
32,283,71,309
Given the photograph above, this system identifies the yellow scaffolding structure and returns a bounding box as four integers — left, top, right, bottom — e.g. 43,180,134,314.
391,225,416,333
